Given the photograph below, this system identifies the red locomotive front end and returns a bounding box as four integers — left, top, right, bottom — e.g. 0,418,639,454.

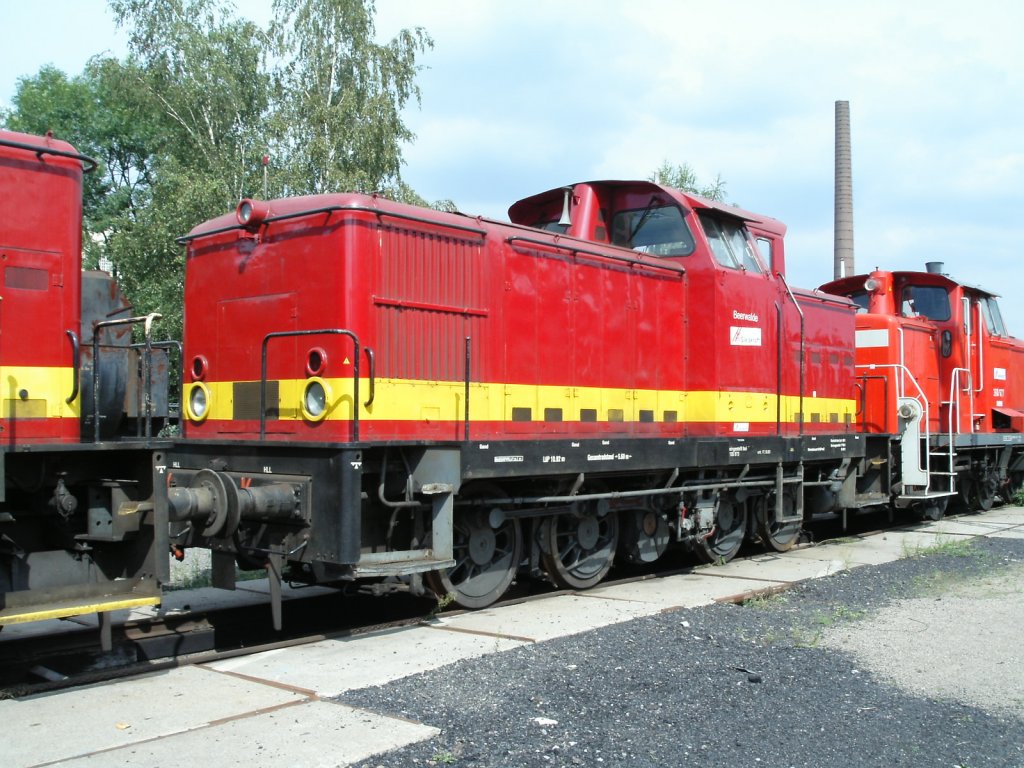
822,263,1024,513
0,130,86,444
0,130,170,636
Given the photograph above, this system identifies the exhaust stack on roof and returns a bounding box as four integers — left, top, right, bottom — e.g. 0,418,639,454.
834,100,854,280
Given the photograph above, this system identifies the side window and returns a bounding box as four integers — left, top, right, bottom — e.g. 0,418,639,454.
755,237,773,271
848,291,869,313
980,297,1007,336
901,285,950,321
697,212,763,273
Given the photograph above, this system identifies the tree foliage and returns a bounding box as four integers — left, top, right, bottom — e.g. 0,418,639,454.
2,0,432,342
650,160,727,202
269,0,431,197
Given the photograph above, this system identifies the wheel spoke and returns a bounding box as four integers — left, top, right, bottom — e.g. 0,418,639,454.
694,499,747,564
427,504,523,609
542,511,619,590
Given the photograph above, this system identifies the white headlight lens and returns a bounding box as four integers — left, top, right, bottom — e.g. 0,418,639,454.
303,379,328,421
189,384,209,421
238,200,253,224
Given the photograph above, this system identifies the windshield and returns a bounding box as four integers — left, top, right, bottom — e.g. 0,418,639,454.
900,285,950,321
611,203,695,257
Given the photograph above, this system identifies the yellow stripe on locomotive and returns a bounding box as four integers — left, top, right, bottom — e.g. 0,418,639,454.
183,376,856,427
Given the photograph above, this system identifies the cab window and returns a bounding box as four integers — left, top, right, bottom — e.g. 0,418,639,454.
610,203,695,257
847,291,869,313
697,212,763,273
979,296,1007,336
900,285,950,321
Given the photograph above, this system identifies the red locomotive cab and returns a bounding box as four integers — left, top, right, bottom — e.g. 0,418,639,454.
821,269,947,435
0,130,90,445
821,264,1024,438
961,286,1024,433
510,182,857,437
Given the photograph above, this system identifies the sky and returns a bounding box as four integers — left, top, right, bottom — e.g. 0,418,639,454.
2,0,1023,332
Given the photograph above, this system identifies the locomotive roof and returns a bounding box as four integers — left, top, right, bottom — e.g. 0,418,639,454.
0,128,95,172
822,270,1001,299
507,180,786,236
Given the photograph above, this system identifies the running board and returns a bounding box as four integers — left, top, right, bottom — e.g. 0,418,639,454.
353,557,456,578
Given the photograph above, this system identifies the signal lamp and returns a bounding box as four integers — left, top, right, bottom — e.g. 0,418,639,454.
864,278,880,292
187,382,211,422
301,378,330,422
306,347,328,377
236,198,270,228
191,355,208,381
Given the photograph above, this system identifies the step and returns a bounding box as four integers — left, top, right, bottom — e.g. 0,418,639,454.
898,490,957,501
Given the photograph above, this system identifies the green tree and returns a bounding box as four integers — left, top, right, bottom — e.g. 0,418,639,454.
650,160,727,201
3,60,158,268
3,0,432,343
268,0,432,198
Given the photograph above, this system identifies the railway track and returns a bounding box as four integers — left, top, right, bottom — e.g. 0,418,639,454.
0,506,937,698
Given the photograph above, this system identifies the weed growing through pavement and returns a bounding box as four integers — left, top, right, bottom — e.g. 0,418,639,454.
430,591,456,617
741,591,789,609
901,537,976,560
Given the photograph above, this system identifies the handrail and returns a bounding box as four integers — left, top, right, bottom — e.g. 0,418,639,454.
260,329,360,440
506,235,686,275
856,362,931,477
129,340,183,435
177,203,488,244
363,347,375,408
974,304,985,394
777,272,805,433
464,336,472,442
0,136,98,173
91,313,162,443
65,330,80,405
947,367,973,435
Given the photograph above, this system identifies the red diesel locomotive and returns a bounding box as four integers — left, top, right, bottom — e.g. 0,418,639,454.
821,264,1024,518
0,130,171,643
166,180,868,612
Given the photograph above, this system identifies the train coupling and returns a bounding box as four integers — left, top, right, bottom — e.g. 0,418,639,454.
167,468,300,539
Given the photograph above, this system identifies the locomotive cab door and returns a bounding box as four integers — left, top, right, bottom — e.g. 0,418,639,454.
695,210,780,435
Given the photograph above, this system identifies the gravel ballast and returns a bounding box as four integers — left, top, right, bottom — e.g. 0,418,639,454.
341,535,1024,767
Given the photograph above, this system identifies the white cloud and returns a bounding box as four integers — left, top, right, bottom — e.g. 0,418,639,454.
4,0,1023,329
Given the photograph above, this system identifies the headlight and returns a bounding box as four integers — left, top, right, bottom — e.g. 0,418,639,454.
187,382,210,422
301,378,330,422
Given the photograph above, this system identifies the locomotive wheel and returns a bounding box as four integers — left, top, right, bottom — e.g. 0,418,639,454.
970,474,998,512
757,493,802,552
541,509,619,590
426,510,523,609
911,497,948,522
618,509,671,566
693,498,747,564
953,475,978,513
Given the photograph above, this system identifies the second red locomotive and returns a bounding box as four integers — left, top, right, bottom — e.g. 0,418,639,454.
166,180,868,612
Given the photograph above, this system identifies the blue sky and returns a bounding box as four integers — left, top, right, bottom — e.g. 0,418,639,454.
3,0,1024,332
